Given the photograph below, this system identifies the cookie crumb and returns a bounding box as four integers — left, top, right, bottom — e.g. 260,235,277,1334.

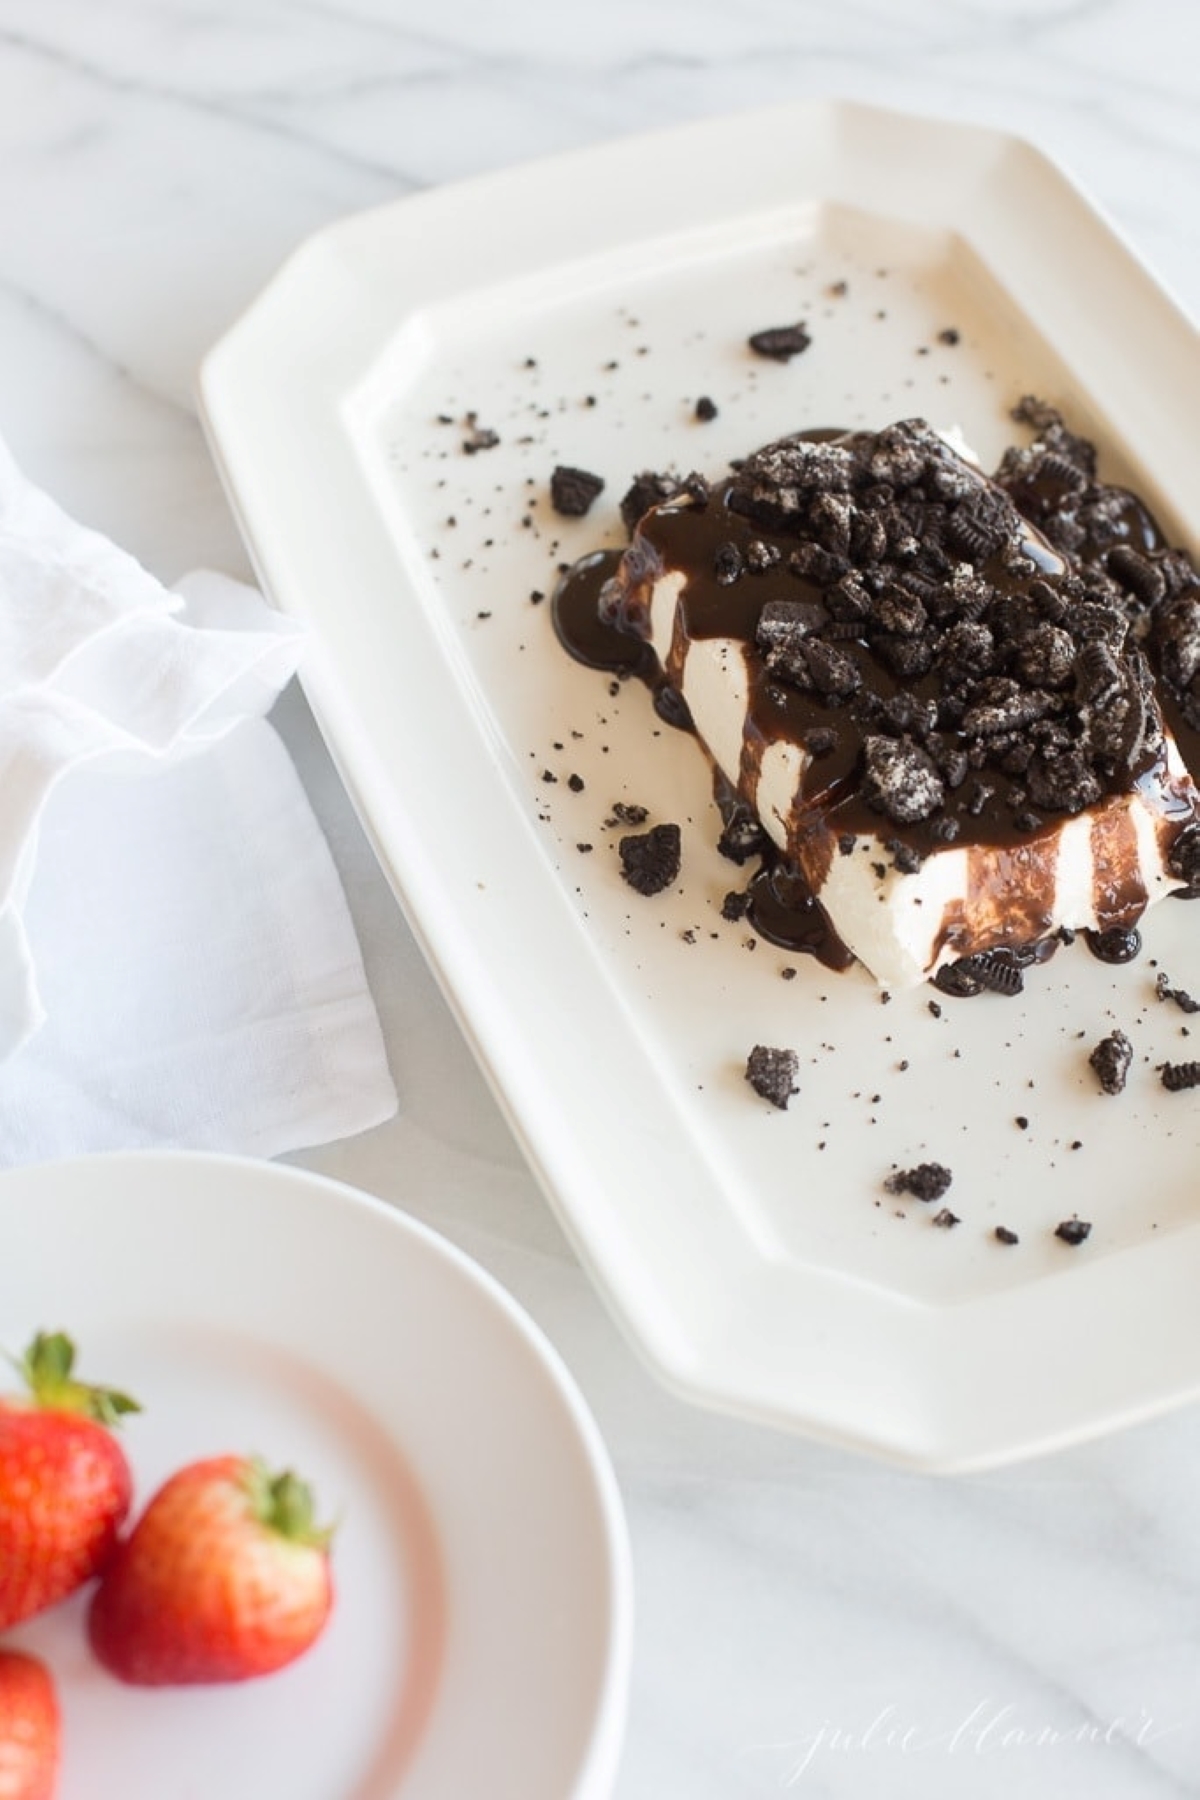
1155,972,1200,1014
550,464,605,517
994,1226,1019,1245
1089,1029,1133,1095
931,1207,960,1229
618,823,682,896
1160,1060,1200,1092
1055,1218,1092,1246
694,395,719,422
745,1044,800,1110
884,1162,952,1202
748,323,812,361
462,413,500,453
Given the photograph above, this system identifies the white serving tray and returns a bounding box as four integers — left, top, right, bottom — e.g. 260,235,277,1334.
200,100,1200,1471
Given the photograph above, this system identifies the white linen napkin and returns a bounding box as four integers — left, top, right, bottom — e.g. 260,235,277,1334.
0,439,396,1164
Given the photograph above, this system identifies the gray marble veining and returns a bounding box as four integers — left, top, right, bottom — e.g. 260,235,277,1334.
1,1,1198,1793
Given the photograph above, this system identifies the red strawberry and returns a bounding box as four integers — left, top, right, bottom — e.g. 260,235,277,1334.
88,1455,335,1685
0,1649,60,1800
0,1332,139,1631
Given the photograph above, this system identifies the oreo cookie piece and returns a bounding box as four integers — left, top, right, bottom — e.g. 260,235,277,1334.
1168,824,1200,892
860,735,946,825
619,470,679,536
618,823,682,896
1154,973,1200,1014
551,464,605,518
884,1162,953,1202
1160,1060,1200,1092
747,323,812,361
744,1045,800,1110
1088,1029,1133,1095
1054,1218,1092,1246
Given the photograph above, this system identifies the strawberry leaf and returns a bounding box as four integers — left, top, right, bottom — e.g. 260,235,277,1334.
14,1331,142,1425
244,1458,335,1550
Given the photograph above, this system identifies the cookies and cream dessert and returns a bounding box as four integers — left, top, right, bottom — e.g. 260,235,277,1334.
554,403,1200,991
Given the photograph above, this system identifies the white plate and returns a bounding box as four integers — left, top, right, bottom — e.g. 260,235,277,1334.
198,100,1200,1471
0,1152,632,1799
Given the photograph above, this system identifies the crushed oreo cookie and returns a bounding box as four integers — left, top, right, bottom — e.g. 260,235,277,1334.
617,822,681,896
1089,1029,1133,1095
620,470,679,536
884,1162,953,1202
1160,1060,1200,1092
860,735,945,824
1168,824,1200,892
994,1225,1019,1245
931,1207,960,1229
744,1044,800,1110
462,413,500,454
551,464,605,518
715,412,1178,844
933,949,1027,999
695,395,719,422
747,323,812,361
1155,972,1200,1014
1054,1218,1092,1246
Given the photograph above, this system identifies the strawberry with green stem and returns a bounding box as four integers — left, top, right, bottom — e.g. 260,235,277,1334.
0,1332,139,1631
0,1649,60,1800
88,1454,335,1685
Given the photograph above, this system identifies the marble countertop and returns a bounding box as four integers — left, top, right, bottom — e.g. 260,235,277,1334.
4,3,1200,1794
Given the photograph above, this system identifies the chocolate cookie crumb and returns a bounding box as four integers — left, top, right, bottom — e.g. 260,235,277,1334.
721,890,751,922
748,323,812,362
610,801,649,826
694,395,718,422
462,414,500,454
931,1207,960,1229
745,1044,800,1110
994,1226,1019,1245
937,327,961,346
618,823,682,896
934,950,1026,999
551,464,605,518
884,1162,953,1202
1089,1029,1133,1095
619,470,679,535
1160,1060,1200,1092
1155,972,1200,1014
1055,1218,1092,1245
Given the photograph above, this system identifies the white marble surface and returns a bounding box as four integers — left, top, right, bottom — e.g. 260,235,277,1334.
4,3,1200,1794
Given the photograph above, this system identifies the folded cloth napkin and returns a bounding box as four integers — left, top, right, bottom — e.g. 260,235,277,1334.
0,438,396,1164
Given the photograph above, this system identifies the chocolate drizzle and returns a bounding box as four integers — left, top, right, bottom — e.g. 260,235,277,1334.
552,411,1200,983
551,548,648,676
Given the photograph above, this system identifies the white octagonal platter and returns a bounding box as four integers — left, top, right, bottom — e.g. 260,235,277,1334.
200,100,1200,1471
